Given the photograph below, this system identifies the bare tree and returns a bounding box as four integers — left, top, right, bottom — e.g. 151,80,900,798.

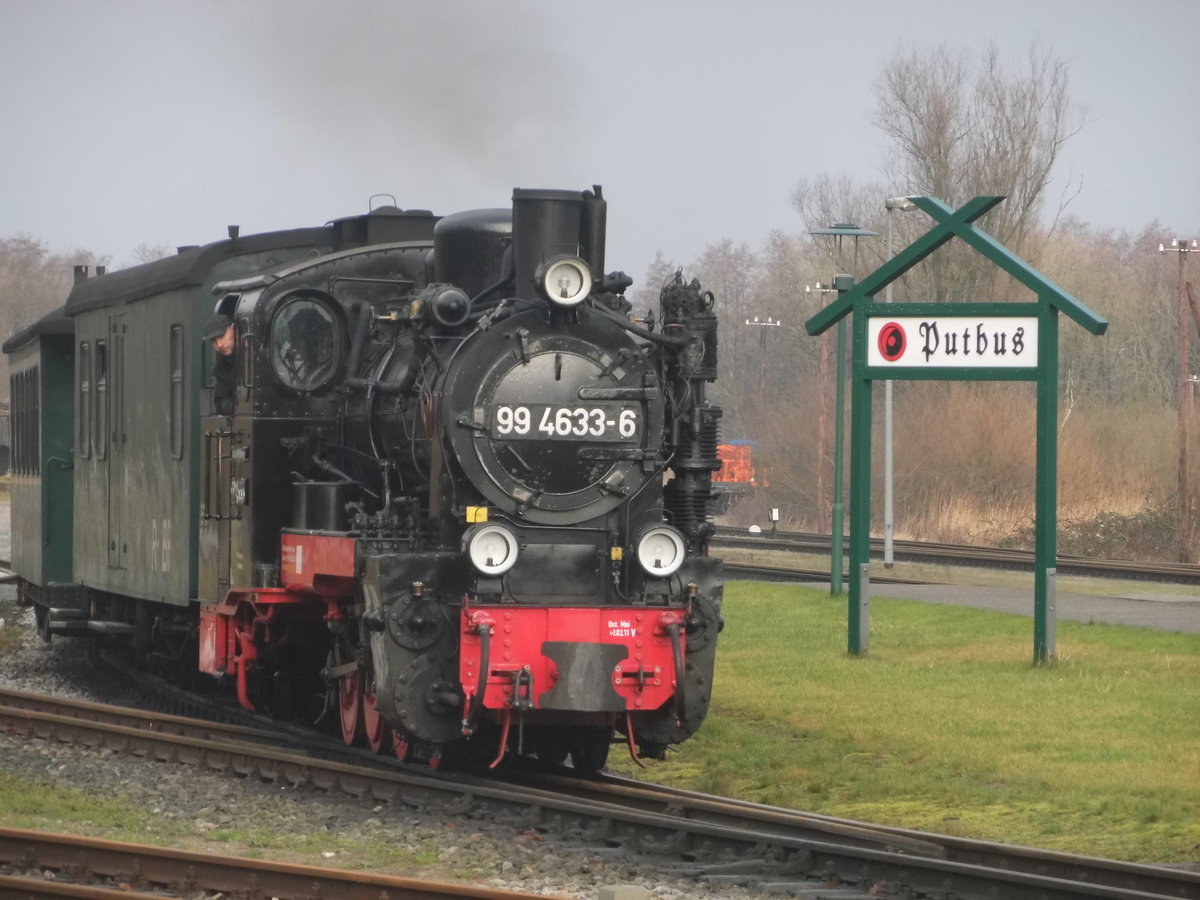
125,242,173,267
0,237,100,339
0,236,107,399
687,240,760,437
690,239,758,320
873,42,1086,300
633,251,680,317
875,46,973,210
791,174,885,241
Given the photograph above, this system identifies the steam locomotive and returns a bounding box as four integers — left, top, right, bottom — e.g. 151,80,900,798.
4,186,724,771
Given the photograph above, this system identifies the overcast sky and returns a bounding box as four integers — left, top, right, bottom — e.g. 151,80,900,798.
1,0,1196,281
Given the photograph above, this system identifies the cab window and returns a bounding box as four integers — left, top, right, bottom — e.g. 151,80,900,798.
270,296,340,392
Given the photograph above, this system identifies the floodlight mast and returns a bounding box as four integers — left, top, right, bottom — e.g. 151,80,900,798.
744,315,783,408
808,224,878,594
882,197,919,567
1159,237,1198,563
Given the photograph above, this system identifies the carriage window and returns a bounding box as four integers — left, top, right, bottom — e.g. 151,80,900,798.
269,297,340,392
14,367,40,476
18,372,25,475
17,371,25,476
169,326,184,458
29,366,39,475
8,374,16,475
9,373,20,475
95,340,107,461
78,343,91,459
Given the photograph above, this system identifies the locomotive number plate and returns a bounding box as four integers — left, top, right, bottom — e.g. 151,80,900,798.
491,404,640,441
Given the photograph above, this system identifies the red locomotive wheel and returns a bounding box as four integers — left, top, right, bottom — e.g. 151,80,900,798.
392,734,410,762
339,672,365,746
362,675,387,753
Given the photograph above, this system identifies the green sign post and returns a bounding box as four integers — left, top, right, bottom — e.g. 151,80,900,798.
804,196,1108,663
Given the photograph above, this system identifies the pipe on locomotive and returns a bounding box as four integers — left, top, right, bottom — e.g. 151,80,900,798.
343,302,373,388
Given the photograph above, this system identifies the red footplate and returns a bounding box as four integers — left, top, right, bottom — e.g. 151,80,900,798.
460,605,684,714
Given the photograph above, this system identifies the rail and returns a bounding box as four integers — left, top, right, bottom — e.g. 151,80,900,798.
712,527,1200,584
0,826,554,899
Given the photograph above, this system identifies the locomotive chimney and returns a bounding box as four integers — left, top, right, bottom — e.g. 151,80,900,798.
73,265,87,283
96,265,106,276
511,188,586,303
228,225,240,240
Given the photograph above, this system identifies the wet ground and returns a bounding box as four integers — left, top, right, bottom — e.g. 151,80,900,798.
833,577,1200,635
732,543,1200,635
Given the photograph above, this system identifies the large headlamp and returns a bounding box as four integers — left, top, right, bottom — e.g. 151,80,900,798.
464,523,520,576
535,255,592,307
634,525,686,578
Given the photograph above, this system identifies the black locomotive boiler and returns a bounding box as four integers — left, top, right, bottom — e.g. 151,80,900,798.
5,186,725,771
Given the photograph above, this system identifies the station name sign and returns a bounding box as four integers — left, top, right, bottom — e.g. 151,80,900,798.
866,315,1039,369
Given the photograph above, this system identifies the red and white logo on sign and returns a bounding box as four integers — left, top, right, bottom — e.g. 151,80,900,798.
877,321,906,362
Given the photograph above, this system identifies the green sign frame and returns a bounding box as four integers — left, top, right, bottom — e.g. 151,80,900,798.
804,197,1108,663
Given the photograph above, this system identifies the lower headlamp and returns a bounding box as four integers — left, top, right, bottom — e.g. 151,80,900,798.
635,525,686,578
464,523,519,576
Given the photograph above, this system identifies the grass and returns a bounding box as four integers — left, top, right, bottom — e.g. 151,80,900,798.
0,767,480,877
0,771,166,833
0,624,24,656
608,581,1200,862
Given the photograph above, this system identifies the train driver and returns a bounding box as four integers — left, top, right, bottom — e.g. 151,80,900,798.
204,313,236,416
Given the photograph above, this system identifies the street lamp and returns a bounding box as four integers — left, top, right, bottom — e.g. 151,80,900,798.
1159,237,1198,563
883,197,918,568
744,314,783,404
805,281,837,532
809,224,878,594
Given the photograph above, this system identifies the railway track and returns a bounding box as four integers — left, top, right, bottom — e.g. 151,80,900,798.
722,560,939,584
2,686,1196,899
0,825,556,899
712,527,1200,584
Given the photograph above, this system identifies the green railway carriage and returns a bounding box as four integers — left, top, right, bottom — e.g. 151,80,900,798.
70,233,331,608
3,308,76,628
8,226,340,636
5,208,437,641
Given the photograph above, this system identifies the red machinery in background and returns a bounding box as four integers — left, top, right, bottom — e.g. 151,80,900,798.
711,440,766,515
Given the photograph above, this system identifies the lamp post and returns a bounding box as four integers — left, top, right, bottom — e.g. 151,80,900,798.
744,314,783,406
805,281,837,530
809,224,878,594
1159,237,1198,563
883,197,918,567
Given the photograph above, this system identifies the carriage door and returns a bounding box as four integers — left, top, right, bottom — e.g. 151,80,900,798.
106,315,127,570
200,419,235,602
